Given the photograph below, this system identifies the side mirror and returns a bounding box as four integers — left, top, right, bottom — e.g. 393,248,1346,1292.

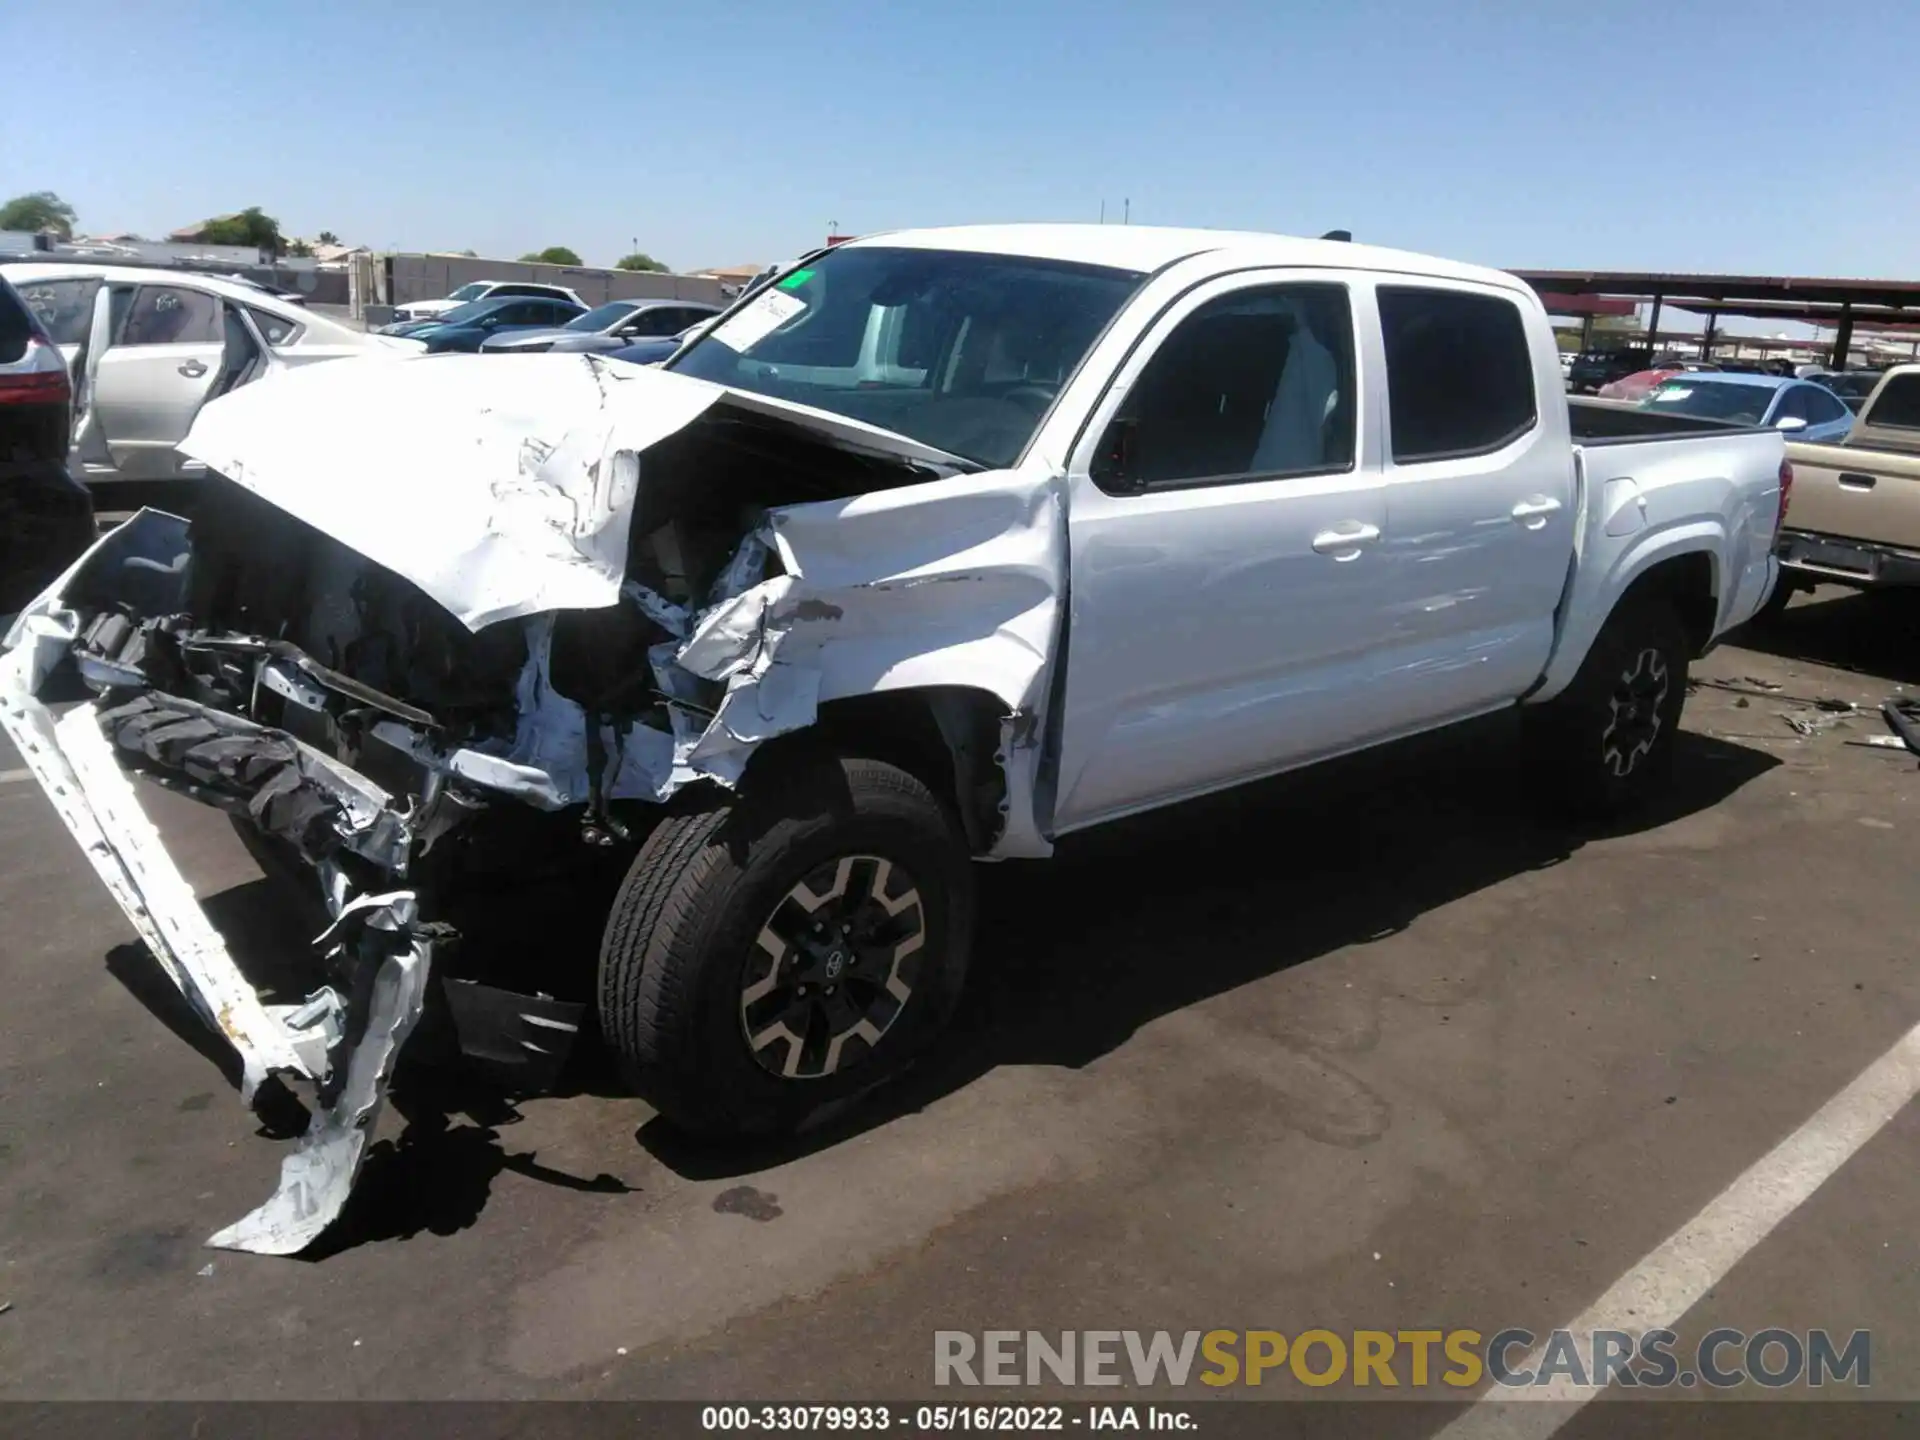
1775,415,1808,433
1091,416,1142,491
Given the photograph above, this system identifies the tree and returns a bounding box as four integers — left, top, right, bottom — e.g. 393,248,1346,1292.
0,191,77,238
458,249,478,258
616,251,669,273
198,206,285,255
316,230,340,246
520,246,583,266
285,238,314,257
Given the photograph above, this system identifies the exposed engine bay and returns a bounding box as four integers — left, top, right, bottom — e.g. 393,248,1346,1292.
0,352,1064,1255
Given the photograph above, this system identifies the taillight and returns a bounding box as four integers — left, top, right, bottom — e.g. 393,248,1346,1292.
0,338,72,406
1777,458,1793,530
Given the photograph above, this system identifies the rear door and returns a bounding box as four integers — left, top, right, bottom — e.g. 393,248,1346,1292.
1370,281,1575,719
89,284,228,478
1051,271,1396,832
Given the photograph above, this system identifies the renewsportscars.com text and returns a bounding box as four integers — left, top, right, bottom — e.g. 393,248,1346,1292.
933,1328,1870,1390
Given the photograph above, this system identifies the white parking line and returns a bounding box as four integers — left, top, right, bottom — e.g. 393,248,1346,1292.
1438,1015,1920,1440
0,768,34,786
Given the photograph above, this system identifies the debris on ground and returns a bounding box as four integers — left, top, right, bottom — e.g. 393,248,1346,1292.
1885,699,1920,758
1847,736,1911,752
1778,708,1855,737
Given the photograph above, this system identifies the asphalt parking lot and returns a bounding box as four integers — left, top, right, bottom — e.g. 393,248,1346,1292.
3,584,1918,1423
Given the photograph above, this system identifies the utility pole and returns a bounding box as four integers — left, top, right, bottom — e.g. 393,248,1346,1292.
1123,198,1130,225
1099,199,1106,224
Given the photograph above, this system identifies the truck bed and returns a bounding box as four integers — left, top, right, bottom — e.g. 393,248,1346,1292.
1567,396,1772,446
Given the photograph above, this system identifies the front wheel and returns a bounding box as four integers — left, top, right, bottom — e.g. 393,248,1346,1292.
597,753,974,1136
1525,596,1691,821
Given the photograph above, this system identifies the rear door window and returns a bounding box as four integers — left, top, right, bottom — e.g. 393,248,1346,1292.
1379,286,1537,462
119,286,223,345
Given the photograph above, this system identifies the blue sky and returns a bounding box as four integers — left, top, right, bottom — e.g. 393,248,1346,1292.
6,0,1918,286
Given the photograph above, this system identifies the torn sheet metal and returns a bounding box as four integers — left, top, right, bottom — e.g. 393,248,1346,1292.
0,672,316,1099
207,890,434,1256
176,352,967,633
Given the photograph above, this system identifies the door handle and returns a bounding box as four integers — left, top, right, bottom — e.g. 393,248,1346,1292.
1310,522,1381,560
178,360,208,378
1838,472,1876,491
1511,495,1563,528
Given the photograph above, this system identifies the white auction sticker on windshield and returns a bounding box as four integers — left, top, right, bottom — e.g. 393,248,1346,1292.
709,289,806,354
1652,387,1692,401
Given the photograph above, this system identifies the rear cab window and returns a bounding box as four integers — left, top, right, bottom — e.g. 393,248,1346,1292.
1378,285,1537,461
1864,373,1920,430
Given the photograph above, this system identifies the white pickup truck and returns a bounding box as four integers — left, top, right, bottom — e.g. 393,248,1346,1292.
0,225,1788,1255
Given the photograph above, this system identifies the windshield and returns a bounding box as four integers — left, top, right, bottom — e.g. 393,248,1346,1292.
668,245,1145,468
446,283,488,303
1641,380,1774,424
566,302,638,333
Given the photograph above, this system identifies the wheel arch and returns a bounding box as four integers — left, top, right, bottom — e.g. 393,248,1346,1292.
1531,532,1723,705
740,685,1015,857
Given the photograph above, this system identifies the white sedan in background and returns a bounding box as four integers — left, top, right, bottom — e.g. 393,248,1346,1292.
2,262,420,485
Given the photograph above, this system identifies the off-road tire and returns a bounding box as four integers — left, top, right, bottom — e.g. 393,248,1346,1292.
597,752,974,1137
1525,595,1692,821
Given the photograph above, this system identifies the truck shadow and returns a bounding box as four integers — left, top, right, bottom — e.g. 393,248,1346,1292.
101,713,1780,1247
642,715,1779,1180
1734,585,1920,686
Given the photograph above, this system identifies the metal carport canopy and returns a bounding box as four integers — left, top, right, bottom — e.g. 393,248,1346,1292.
1510,268,1920,366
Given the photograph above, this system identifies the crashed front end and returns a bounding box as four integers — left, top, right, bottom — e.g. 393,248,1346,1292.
0,353,1063,1255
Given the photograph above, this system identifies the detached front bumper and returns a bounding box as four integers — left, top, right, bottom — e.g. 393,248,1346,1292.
0,514,457,1256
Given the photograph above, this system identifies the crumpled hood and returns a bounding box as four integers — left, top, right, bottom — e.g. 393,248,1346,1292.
176,352,964,632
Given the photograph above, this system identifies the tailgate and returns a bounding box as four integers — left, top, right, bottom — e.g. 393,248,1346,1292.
1784,440,1920,551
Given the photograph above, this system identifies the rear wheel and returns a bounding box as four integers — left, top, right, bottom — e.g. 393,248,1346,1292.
597,752,974,1136
1749,573,1798,626
1526,596,1691,821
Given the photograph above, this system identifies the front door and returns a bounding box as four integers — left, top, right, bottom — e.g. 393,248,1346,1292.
1050,272,1398,833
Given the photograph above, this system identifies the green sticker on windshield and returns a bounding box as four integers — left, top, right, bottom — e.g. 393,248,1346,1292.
777,268,815,290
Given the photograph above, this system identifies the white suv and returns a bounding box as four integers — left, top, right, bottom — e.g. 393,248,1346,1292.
391,280,588,325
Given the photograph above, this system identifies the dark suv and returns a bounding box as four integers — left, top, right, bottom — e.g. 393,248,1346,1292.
1567,346,1654,394
0,274,94,612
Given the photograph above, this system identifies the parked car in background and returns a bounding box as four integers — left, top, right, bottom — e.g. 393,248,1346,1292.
1763,364,1920,614
478,299,722,355
0,275,94,611
1596,360,1717,403
603,335,688,366
1803,369,1882,413
396,295,587,353
1639,373,1854,443
388,280,588,326
1,261,422,487
1567,345,1653,393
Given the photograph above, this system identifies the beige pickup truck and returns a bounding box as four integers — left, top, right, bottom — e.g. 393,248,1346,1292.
1765,363,1920,614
